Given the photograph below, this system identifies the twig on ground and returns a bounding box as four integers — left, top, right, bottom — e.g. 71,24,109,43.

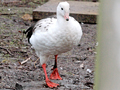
0,46,14,56
0,13,16,15
21,56,32,65
34,57,40,68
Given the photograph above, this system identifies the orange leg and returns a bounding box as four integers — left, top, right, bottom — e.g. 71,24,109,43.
50,55,62,80
42,64,59,88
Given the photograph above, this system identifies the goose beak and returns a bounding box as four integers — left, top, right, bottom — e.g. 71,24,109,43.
64,13,69,21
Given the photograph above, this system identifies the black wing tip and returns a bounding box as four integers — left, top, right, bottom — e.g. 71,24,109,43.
24,24,35,44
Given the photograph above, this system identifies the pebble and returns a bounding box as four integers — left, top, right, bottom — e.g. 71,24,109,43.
60,67,63,70
80,63,84,69
75,61,81,63
8,8,11,11
96,42,99,46
15,83,23,90
86,69,92,73
94,52,97,54
81,22,84,25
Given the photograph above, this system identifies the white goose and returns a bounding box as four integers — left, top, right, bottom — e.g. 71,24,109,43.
24,1,82,88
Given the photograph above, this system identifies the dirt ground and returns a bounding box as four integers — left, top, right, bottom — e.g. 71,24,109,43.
0,0,97,90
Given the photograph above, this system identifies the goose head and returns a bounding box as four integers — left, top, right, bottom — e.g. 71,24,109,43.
57,2,70,21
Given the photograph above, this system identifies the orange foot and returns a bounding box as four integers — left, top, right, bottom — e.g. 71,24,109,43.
50,68,62,80
46,79,59,88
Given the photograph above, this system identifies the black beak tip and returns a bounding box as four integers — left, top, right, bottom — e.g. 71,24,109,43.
66,19,69,21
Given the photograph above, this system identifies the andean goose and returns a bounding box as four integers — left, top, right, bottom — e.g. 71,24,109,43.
24,1,82,88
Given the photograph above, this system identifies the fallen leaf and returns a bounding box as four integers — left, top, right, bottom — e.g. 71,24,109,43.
21,14,32,21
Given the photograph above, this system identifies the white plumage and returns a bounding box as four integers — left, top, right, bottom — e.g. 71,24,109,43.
30,3,82,65
25,1,82,88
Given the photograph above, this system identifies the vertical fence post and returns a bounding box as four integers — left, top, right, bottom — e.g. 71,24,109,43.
94,0,120,90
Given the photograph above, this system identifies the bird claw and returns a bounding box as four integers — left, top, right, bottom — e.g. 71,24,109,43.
50,68,62,80
46,80,59,88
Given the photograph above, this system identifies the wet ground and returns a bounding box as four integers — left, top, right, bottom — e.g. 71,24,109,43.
0,0,97,90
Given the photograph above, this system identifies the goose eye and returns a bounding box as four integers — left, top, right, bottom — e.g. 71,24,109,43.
61,8,63,10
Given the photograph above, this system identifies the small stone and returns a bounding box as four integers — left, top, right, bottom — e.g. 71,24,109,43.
15,83,23,90
60,67,63,70
21,14,33,21
87,69,92,73
8,8,11,11
94,52,97,54
75,61,81,63
80,63,84,69
96,42,99,46
81,22,84,25
0,66,4,69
